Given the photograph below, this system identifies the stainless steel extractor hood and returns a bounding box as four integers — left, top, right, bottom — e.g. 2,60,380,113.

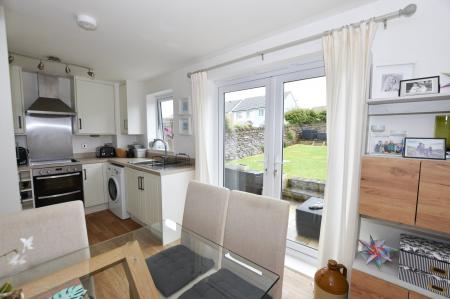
27,74,76,116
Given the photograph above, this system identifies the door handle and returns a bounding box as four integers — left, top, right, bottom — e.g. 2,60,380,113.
18,116,22,129
38,190,81,200
83,169,87,181
273,160,284,176
79,118,83,130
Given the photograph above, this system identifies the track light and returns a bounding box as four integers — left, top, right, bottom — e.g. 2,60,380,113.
87,69,95,78
8,54,14,64
37,60,45,71
65,64,71,74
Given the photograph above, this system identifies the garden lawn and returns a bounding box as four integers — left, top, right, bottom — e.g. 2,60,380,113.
227,144,327,181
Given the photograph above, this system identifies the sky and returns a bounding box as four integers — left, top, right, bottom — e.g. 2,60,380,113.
224,76,327,109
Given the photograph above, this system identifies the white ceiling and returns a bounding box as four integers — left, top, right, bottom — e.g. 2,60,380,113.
3,0,374,80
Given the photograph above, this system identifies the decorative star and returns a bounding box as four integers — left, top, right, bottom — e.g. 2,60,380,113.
20,236,34,252
358,235,397,269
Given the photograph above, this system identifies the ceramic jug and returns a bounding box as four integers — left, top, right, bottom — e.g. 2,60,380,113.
314,259,349,299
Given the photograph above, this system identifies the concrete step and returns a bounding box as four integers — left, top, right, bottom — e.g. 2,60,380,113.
282,187,324,202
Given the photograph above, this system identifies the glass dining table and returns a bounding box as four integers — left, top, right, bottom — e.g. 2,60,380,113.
0,220,279,299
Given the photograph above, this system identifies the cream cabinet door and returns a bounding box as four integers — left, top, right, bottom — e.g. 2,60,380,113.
83,163,106,208
119,81,145,135
125,168,139,217
9,65,25,134
74,77,116,135
141,173,162,226
119,83,128,134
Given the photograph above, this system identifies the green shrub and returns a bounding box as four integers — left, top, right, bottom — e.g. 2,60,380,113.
284,109,326,125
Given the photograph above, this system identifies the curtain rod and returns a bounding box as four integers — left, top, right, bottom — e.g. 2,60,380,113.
187,3,417,78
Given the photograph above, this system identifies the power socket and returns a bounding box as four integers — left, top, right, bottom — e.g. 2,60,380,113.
81,144,88,149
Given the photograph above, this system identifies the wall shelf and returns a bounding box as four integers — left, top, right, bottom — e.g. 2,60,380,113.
368,92,450,105
353,256,447,299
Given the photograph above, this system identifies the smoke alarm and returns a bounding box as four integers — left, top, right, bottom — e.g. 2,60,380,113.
77,14,97,31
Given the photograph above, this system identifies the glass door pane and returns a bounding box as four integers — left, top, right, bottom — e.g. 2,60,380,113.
223,86,266,195
281,76,327,251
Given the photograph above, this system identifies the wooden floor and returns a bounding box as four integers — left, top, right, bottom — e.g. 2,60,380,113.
85,210,314,299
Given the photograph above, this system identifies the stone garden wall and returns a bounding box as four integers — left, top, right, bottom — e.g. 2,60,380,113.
225,123,326,160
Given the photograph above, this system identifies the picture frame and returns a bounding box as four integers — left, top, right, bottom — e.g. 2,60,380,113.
403,137,446,160
178,117,192,135
372,63,414,99
399,76,440,97
178,98,191,115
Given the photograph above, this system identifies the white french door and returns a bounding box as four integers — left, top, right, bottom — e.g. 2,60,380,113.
219,62,327,257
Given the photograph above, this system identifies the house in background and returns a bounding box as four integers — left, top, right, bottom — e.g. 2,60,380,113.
226,92,297,127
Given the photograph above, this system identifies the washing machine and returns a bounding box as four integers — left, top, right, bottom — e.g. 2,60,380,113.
106,163,129,219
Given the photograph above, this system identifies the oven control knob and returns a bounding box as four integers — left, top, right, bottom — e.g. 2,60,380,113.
40,170,46,175
47,170,52,174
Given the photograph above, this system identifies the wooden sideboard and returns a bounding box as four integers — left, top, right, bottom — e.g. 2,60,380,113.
359,156,450,235
352,156,450,299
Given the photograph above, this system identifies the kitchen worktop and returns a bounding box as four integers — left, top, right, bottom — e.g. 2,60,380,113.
79,157,195,176
18,157,194,176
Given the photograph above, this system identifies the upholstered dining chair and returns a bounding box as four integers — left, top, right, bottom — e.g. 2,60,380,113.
179,190,290,299
0,200,89,278
146,180,230,298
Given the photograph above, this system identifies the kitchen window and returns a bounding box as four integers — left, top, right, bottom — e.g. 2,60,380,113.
156,96,174,151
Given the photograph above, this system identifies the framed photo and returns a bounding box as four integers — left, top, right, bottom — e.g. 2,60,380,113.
403,137,446,160
399,76,440,97
178,117,192,135
372,63,414,98
178,98,191,115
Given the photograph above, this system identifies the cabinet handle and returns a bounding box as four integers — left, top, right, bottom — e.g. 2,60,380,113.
124,119,128,130
18,116,22,129
141,176,144,191
83,169,87,181
137,177,142,190
79,118,83,130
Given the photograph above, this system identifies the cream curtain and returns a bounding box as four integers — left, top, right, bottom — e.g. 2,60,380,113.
191,71,213,183
318,20,378,268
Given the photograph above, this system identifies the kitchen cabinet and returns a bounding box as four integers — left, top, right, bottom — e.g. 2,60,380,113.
416,161,450,235
118,81,145,135
74,77,116,135
125,168,161,225
9,65,25,134
125,167,194,244
119,83,128,134
359,156,420,225
82,163,107,208
350,269,409,299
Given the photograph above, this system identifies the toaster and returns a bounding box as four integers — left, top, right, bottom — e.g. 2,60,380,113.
96,145,116,158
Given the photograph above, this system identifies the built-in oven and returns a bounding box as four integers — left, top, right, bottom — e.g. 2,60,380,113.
33,164,83,208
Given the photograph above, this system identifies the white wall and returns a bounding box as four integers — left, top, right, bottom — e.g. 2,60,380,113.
139,0,450,183
0,6,21,214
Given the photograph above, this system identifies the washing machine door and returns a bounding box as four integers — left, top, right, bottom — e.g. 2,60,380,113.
108,177,119,202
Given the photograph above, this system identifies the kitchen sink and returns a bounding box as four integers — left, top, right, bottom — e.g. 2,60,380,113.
128,157,190,169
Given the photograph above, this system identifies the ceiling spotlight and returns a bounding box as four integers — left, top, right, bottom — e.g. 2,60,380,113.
65,64,71,74
77,14,97,31
37,60,45,71
87,69,95,78
8,54,14,64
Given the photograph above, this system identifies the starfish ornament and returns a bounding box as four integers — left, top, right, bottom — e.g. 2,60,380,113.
358,235,397,269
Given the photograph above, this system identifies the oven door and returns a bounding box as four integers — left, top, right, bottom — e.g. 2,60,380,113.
34,172,83,208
